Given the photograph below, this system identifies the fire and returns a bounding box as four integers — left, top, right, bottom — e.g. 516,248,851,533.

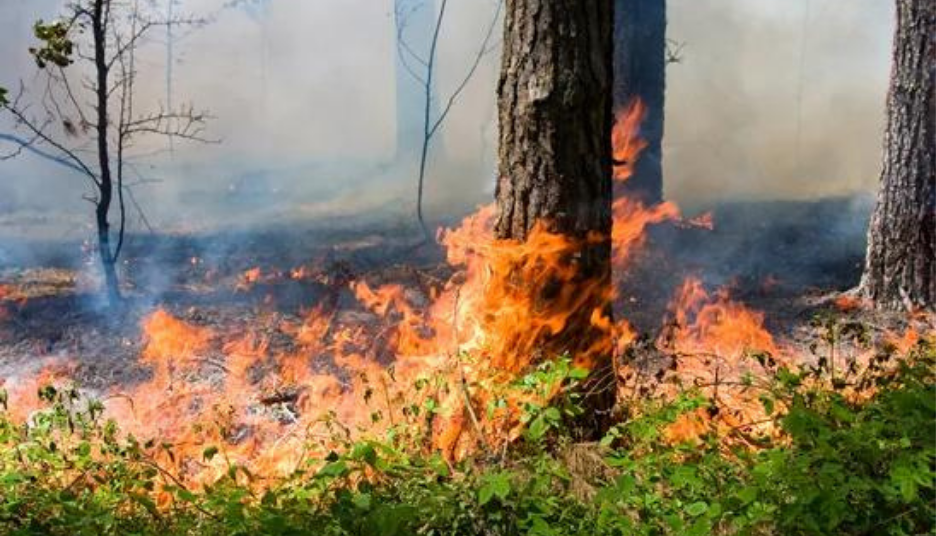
239,267,263,290
612,100,649,181
686,211,715,230
1,361,77,423
664,277,778,359
2,96,885,490
0,285,9,323
834,294,865,312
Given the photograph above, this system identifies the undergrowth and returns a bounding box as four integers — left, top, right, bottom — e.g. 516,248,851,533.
0,339,933,536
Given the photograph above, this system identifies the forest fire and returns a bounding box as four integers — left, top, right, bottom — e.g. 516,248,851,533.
0,0,932,531
0,100,816,485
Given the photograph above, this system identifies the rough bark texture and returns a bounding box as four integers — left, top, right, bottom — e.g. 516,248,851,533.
613,0,666,204
496,0,614,241
495,0,615,434
860,0,935,311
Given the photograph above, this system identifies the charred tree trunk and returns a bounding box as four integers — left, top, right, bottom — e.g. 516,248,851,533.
495,0,615,434
613,0,666,204
92,0,120,307
860,0,935,311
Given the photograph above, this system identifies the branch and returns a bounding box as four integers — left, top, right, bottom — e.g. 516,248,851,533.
0,132,86,174
427,0,502,140
123,106,217,143
106,16,206,71
394,1,430,86
3,85,100,186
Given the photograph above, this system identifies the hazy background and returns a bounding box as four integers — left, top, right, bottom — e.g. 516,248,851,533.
0,0,894,243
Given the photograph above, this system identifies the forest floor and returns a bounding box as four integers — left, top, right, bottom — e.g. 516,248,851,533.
0,196,928,404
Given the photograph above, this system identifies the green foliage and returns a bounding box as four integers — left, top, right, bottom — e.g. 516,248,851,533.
30,19,74,69
513,356,588,443
0,343,933,535
0,87,8,107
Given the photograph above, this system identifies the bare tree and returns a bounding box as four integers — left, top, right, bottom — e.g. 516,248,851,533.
0,0,213,308
395,0,503,240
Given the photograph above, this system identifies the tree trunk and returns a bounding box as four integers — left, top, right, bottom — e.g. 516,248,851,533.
860,0,935,311
92,0,120,307
613,0,666,204
495,0,616,434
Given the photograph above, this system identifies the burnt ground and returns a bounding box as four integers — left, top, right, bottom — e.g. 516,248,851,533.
0,196,929,396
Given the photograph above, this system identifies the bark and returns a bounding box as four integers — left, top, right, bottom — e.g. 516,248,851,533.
495,0,615,434
92,0,121,306
613,0,666,204
860,0,935,311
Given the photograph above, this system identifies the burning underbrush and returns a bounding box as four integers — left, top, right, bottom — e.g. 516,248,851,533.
0,102,932,496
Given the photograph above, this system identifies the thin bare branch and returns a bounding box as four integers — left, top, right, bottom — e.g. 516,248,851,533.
428,0,503,140
4,96,100,186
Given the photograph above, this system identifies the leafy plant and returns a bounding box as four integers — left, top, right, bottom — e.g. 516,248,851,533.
0,339,932,535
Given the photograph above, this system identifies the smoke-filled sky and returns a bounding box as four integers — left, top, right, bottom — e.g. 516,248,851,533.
0,0,893,239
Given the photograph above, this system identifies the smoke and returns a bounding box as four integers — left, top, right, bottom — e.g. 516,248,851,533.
0,0,893,247
665,0,893,209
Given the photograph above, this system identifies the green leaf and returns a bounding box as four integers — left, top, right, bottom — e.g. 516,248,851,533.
202,445,219,461
479,473,511,506
685,501,708,517
317,460,349,479
569,367,590,380
759,394,775,416
353,492,372,511
351,442,378,466
527,413,549,441
737,486,758,505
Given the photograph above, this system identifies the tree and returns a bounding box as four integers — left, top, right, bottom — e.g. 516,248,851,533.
859,0,935,311
613,0,666,203
0,0,211,308
495,0,616,433
395,0,502,240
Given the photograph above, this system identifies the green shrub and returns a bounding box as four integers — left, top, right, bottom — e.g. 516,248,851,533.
0,341,932,535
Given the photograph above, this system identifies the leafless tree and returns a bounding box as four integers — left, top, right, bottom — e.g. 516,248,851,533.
0,0,214,308
394,0,503,240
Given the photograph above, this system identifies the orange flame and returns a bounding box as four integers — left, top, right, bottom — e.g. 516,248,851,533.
0,97,839,486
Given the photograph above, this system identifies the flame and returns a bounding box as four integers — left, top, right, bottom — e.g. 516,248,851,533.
665,277,778,358
686,211,715,230
2,98,699,478
237,267,263,291
2,97,882,489
834,294,865,312
642,277,785,443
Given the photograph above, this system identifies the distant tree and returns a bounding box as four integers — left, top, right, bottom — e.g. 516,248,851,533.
496,0,616,434
860,0,935,311
613,0,667,204
395,0,502,240
0,0,212,308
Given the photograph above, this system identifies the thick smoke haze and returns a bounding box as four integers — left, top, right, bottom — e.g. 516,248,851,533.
666,0,892,209
0,0,893,243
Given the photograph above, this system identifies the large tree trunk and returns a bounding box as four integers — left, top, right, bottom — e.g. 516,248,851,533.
613,0,666,204
860,0,935,311
495,0,615,434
